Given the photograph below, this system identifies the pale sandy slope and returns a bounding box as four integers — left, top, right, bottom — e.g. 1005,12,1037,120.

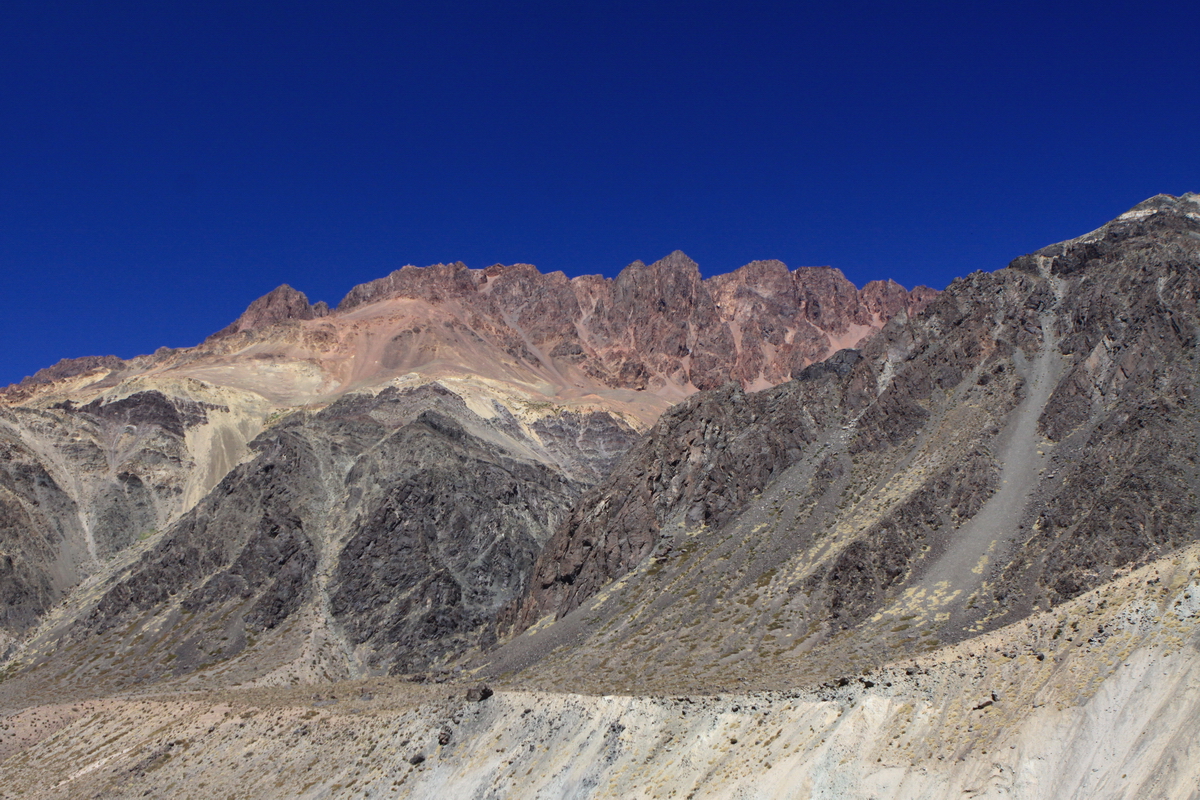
3,542,1196,800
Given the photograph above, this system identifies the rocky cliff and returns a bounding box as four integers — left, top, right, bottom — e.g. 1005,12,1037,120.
488,193,1200,696
5,197,1200,799
0,251,928,670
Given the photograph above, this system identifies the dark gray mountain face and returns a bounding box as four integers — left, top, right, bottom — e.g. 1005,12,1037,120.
500,350,872,635
484,193,1200,693
13,384,630,691
0,434,83,636
326,401,583,673
0,391,230,654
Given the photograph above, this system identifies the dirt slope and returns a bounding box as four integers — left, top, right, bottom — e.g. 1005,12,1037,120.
3,543,1197,800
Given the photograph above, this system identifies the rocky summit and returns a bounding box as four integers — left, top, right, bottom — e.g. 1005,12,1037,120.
2,198,1200,799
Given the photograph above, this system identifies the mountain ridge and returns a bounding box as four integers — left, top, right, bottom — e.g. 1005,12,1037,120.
0,250,932,680
5,252,934,410
478,191,1200,695
4,196,1200,799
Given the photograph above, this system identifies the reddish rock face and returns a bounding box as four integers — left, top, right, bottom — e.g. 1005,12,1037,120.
207,284,329,341
6,252,932,413
859,279,939,321
213,250,934,397
0,251,931,443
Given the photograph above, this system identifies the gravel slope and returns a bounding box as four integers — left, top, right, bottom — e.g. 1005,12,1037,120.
3,542,1196,800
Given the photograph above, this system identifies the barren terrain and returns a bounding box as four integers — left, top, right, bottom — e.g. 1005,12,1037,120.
3,196,1200,798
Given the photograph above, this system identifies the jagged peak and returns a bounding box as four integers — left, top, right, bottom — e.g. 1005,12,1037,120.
481,262,540,279
336,261,477,311
16,355,126,388
1004,192,1200,279
258,284,309,304
1119,192,1200,221
791,265,851,285
650,250,700,271
207,284,326,341
861,277,903,290
716,259,791,279
611,251,698,275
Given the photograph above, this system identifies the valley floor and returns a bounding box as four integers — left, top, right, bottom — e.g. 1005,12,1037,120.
3,543,1198,800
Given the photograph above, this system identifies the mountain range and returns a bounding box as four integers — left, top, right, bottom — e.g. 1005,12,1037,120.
1,195,1198,799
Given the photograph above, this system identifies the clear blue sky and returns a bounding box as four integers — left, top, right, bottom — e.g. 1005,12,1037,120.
2,1,1198,385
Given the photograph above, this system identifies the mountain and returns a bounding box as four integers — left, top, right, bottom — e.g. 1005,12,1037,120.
6,253,933,414
486,191,1200,694
0,253,930,681
3,197,1200,799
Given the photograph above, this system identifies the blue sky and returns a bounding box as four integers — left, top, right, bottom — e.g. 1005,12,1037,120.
2,1,1198,385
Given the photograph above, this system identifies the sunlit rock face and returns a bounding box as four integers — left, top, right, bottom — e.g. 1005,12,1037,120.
494,193,1200,698
7,197,1200,799
0,251,928,663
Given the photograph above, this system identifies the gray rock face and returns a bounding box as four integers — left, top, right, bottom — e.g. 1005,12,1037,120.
82,423,322,641
0,390,235,650
20,384,591,687
529,411,641,484
0,433,84,641
504,352,868,633
328,408,579,673
484,193,1200,693
984,194,1200,613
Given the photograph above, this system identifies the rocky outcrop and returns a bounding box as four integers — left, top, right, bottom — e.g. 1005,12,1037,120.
983,192,1200,614
81,424,323,642
483,193,1200,694
329,410,578,672
206,284,329,341
13,384,597,688
191,252,934,399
